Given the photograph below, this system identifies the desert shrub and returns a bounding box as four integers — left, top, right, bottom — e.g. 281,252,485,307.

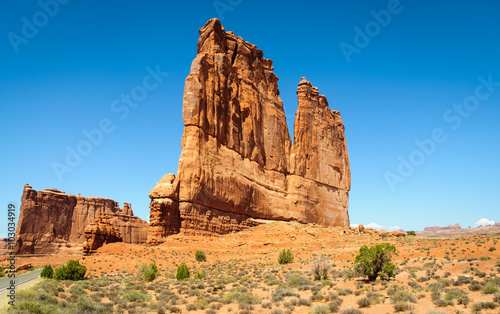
433,298,453,307
337,288,353,296
353,243,396,281
493,293,500,303
194,271,203,280
53,260,86,281
278,248,294,265
393,301,414,312
195,250,207,262
311,256,330,280
286,273,311,287
176,262,190,280
222,291,259,304
340,308,363,314
40,265,53,279
137,262,159,282
472,301,498,311
469,282,483,291
328,297,343,313
309,305,329,314
391,289,416,303
122,289,151,302
489,246,497,251
457,294,470,307
76,295,110,313
482,283,500,295
272,285,299,302
406,230,416,236
357,297,372,308
298,298,312,306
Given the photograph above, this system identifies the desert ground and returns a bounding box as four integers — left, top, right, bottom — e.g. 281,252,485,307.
4,221,500,313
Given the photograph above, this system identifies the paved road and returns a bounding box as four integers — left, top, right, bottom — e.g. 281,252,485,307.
0,269,42,291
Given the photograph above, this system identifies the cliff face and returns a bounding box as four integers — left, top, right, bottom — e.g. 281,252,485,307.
15,184,148,254
147,18,351,244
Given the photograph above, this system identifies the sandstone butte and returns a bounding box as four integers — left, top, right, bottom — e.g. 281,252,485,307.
14,184,148,254
147,18,351,245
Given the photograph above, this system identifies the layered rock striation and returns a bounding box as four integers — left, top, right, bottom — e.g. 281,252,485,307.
15,184,148,254
83,216,123,255
147,18,351,244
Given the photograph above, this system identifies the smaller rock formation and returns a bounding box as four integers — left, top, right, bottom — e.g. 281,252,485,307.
83,216,123,255
15,184,149,254
424,224,461,232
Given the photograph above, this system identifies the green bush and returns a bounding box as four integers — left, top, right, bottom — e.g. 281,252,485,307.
137,262,158,282
406,230,416,236
195,250,207,262
354,243,397,281
278,248,294,265
40,265,53,279
176,261,190,280
53,260,86,281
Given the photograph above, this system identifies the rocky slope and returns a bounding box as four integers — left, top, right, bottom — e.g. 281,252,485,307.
147,18,350,244
14,184,148,254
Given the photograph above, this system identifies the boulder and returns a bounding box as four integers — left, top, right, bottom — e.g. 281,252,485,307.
391,230,406,237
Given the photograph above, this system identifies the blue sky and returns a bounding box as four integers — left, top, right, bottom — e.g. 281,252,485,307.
1,0,499,238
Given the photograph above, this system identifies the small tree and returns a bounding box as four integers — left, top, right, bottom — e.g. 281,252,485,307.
195,250,207,262
406,231,416,236
137,262,159,282
54,260,87,281
354,243,397,281
278,248,294,265
176,261,190,280
41,265,54,279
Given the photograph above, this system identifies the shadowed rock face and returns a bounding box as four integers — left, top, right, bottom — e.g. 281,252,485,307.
147,18,351,244
83,216,123,255
15,184,148,254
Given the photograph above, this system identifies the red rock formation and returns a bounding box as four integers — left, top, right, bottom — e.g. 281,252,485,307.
147,18,351,244
424,224,461,232
15,184,148,254
83,216,123,255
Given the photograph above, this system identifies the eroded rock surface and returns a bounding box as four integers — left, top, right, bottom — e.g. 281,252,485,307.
83,216,123,255
15,184,148,254
148,18,351,244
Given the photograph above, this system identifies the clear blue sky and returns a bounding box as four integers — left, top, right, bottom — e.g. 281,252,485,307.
1,0,499,238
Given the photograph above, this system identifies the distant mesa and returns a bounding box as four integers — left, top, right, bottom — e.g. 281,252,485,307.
147,18,351,244
424,224,461,232
14,184,148,255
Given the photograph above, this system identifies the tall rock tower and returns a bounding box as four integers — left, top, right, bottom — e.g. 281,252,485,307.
147,18,350,244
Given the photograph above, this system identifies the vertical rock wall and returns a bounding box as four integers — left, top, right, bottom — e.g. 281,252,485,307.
147,18,351,244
